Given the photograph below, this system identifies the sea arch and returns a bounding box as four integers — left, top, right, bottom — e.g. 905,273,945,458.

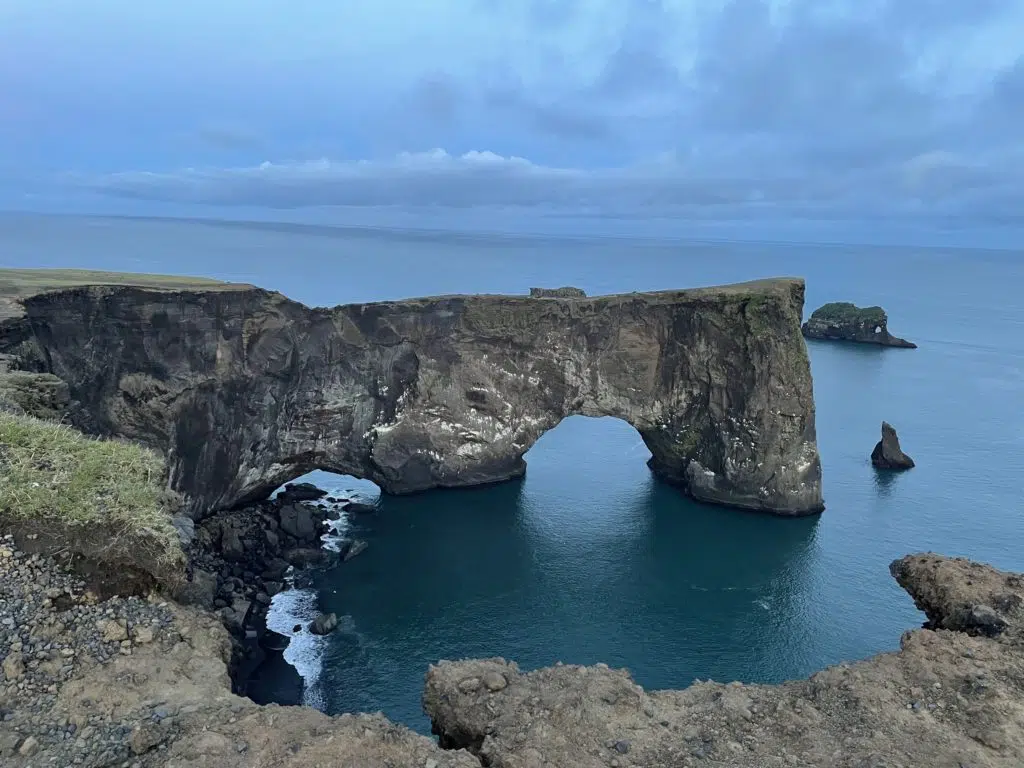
2,277,824,517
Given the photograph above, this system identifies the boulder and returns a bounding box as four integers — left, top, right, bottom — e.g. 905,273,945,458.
171,568,218,610
871,421,915,470
279,503,320,541
220,524,246,562
343,501,378,515
340,539,369,562
309,612,339,635
283,547,338,569
259,628,292,652
279,482,329,503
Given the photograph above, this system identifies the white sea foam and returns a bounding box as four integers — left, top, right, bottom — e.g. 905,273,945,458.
264,471,380,710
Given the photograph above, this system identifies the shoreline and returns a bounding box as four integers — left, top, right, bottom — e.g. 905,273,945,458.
4,519,1024,766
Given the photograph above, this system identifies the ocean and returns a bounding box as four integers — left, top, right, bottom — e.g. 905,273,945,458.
3,210,1022,733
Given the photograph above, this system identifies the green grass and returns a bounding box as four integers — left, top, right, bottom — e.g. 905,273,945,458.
0,267,252,300
810,301,887,325
0,412,184,577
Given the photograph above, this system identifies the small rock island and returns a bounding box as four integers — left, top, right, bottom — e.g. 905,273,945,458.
802,302,916,348
871,421,916,470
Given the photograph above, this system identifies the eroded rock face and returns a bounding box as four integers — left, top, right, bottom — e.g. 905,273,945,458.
802,301,916,347
0,278,823,516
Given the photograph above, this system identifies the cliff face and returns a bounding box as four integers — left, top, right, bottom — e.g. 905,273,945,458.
801,301,916,348
0,277,823,517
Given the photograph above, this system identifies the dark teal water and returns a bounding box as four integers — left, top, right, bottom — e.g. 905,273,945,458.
3,212,1023,733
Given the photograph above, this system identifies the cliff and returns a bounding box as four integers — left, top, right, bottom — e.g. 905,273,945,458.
802,302,916,348
0,270,823,516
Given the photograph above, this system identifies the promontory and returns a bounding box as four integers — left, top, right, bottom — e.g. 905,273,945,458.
0,269,824,517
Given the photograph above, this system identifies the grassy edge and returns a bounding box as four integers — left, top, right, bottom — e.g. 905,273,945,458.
0,412,185,585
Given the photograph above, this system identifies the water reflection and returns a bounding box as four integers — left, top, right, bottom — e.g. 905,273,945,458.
298,417,821,732
872,468,901,497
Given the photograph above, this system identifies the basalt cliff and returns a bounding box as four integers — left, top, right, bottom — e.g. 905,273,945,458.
0,273,823,517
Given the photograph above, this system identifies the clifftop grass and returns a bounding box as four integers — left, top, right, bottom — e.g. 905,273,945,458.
0,412,184,581
0,267,250,299
809,301,887,325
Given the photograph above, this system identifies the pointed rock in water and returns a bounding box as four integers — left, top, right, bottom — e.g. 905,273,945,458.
871,421,915,470
802,302,916,348
309,612,338,635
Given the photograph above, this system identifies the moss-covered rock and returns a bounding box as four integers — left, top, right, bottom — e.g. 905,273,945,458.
0,411,185,586
0,371,70,420
802,301,916,347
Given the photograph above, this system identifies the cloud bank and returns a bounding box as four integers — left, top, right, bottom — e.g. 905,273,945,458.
80,147,1024,218
5,0,1024,218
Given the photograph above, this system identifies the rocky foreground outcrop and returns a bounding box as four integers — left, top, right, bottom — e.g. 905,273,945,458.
424,553,1024,767
802,302,916,348
0,272,823,516
4,542,1024,767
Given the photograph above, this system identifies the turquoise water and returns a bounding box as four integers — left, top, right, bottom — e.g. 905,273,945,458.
3,212,1023,733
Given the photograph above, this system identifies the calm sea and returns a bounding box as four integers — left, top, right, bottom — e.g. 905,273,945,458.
3,211,1023,733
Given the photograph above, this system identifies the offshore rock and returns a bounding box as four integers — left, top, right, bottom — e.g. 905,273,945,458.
0,273,823,516
802,301,916,347
309,612,339,635
871,421,916,470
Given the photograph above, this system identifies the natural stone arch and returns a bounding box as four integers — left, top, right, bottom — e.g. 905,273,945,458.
1,278,823,517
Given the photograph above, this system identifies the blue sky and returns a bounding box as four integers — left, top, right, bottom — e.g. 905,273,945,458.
2,0,1023,219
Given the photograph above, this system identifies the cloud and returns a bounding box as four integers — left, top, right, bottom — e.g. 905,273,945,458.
483,85,613,140
195,124,264,150
409,74,462,123
13,0,1024,218
74,145,1024,217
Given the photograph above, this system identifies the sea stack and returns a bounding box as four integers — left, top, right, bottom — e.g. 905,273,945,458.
871,422,915,470
802,302,916,348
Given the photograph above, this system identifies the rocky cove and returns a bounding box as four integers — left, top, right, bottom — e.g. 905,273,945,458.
2,269,1024,766
4,523,1024,767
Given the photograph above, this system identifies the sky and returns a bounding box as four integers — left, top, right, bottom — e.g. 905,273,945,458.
1,0,1023,220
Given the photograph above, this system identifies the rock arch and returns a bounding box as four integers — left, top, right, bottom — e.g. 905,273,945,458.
1,277,823,517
